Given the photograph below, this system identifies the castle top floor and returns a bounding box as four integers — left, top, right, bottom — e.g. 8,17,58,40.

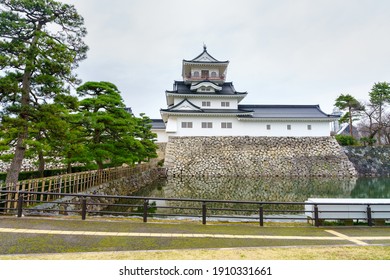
182,45,229,85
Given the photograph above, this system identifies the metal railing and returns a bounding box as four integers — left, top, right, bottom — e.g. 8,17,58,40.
1,190,389,227
184,75,225,81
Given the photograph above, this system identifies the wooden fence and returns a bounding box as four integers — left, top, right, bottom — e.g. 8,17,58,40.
0,160,160,211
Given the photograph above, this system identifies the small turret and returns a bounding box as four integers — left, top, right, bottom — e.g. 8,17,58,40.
182,46,229,85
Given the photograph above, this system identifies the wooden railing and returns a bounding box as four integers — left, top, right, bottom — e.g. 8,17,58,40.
0,160,160,211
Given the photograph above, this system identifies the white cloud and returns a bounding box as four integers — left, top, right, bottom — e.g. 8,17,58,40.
62,0,390,118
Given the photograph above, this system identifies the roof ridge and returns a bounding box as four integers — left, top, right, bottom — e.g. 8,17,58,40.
184,46,229,63
168,98,202,111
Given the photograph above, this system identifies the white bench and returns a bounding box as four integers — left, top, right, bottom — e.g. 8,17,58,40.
305,198,390,225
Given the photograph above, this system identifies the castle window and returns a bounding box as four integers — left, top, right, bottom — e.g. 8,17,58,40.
307,125,312,130
193,71,200,77
201,70,209,79
181,122,193,128
202,101,211,107
221,101,230,107
201,122,213,128
266,124,271,130
221,122,232,129
287,125,291,130
211,71,217,78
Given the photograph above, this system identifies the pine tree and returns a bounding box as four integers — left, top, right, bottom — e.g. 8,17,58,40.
77,81,157,169
369,82,390,144
334,94,364,137
0,0,88,187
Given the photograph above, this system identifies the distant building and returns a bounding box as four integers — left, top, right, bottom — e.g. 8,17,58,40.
330,107,343,135
125,107,133,115
336,123,361,138
152,46,338,142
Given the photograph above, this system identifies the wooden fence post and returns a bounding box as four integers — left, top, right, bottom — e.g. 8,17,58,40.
17,192,24,218
81,197,87,220
143,199,149,223
202,202,207,225
259,205,264,227
314,205,320,227
367,205,373,227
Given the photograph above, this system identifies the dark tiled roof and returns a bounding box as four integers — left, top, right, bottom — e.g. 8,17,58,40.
161,108,253,115
166,81,247,95
151,119,166,129
183,47,229,64
238,105,337,119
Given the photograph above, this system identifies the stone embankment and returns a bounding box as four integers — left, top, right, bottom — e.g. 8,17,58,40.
343,146,390,177
162,176,356,202
164,136,357,177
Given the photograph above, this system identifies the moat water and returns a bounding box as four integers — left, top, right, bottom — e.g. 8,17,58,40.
133,176,390,201
109,176,390,218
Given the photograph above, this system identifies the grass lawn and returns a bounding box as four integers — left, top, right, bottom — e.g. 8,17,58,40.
1,216,390,260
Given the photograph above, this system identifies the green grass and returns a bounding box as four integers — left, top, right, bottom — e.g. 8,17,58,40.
1,216,390,259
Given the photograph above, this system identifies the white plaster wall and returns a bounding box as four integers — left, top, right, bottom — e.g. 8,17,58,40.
152,129,169,143
165,117,177,132
163,116,331,138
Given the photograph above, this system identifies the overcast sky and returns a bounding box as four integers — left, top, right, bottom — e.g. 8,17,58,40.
62,0,390,119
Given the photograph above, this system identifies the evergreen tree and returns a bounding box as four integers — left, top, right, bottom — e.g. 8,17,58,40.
28,94,80,176
77,81,156,169
134,113,158,162
334,94,364,137
369,82,390,144
0,0,88,187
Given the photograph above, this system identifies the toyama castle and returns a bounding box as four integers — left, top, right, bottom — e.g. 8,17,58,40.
152,46,338,142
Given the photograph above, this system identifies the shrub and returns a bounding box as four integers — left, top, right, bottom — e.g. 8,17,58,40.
360,137,376,146
335,134,357,146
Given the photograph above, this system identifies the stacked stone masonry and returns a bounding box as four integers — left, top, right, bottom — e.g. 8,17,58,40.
343,146,390,177
164,136,357,177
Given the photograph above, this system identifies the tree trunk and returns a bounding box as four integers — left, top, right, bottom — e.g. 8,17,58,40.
5,23,42,189
97,160,104,170
36,131,45,178
38,150,45,178
349,107,353,137
67,162,72,174
5,73,31,189
5,127,28,190
378,104,382,145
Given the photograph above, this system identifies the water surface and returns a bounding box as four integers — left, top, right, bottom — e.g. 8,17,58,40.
112,177,390,218
134,176,390,201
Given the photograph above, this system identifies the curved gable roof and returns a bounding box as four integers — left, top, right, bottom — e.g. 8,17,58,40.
183,46,229,64
167,98,202,111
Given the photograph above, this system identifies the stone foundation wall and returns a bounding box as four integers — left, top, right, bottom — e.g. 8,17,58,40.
343,146,390,177
156,143,167,160
164,136,357,177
